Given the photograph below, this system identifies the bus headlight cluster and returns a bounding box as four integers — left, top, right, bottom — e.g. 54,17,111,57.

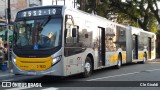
13,58,16,62
52,56,61,65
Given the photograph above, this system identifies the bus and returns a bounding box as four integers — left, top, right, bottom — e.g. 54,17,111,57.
12,6,156,77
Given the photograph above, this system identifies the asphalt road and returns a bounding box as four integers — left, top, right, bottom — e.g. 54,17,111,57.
0,60,160,90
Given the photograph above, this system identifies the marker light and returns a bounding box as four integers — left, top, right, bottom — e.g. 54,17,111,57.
13,58,16,63
52,56,61,65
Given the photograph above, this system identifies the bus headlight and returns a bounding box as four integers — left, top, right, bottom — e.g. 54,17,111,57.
52,56,61,65
13,58,16,62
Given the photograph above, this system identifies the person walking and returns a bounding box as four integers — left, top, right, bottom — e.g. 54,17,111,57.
0,38,4,63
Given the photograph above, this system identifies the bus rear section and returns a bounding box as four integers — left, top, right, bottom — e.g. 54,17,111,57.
130,27,156,63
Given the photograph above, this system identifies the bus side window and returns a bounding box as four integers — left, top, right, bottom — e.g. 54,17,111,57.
72,26,79,43
65,24,73,44
65,25,79,44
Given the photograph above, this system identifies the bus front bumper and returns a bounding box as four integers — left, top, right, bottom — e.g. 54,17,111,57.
12,59,64,76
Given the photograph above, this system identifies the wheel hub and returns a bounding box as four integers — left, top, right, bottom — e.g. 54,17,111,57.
85,62,91,72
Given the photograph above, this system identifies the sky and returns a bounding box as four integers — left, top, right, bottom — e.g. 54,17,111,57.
42,0,78,8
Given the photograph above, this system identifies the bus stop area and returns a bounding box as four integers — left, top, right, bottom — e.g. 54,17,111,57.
0,21,13,73
0,47,12,73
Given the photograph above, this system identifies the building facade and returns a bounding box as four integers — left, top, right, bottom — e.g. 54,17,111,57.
0,0,80,20
0,0,41,20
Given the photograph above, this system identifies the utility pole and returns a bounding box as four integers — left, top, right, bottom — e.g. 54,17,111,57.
5,0,11,72
74,0,75,8
64,0,65,5
7,0,10,24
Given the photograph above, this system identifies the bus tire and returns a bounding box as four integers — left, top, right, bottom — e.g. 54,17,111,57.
82,57,92,78
141,53,147,64
115,55,122,69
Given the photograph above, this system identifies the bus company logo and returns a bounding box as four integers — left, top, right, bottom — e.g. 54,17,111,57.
2,82,11,87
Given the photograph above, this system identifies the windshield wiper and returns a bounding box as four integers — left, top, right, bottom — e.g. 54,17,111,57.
40,16,52,27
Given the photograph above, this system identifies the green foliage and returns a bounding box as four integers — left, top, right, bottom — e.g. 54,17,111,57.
0,35,12,42
148,15,157,33
156,30,160,58
77,0,160,31
116,13,138,27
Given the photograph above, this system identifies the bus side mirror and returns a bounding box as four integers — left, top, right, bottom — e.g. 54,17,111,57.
72,28,77,37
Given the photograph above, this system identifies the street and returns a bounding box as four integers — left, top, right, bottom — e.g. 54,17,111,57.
0,61,160,90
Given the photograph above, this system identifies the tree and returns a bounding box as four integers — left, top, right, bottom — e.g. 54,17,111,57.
77,0,88,11
148,0,160,24
106,0,152,31
147,14,157,33
156,30,160,58
78,0,160,31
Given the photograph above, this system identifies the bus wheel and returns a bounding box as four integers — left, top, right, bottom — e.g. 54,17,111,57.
142,53,147,64
115,55,122,69
82,57,92,78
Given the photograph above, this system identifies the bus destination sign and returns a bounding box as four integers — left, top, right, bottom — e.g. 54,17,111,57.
17,8,62,18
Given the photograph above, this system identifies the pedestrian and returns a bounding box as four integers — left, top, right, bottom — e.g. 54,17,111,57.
16,31,29,46
0,38,4,63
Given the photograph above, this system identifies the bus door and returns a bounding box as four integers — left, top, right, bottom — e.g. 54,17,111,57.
98,27,105,66
133,35,138,59
148,37,151,59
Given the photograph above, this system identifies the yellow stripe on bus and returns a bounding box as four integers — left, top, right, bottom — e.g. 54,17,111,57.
139,53,144,59
122,54,126,61
109,54,116,64
151,52,155,58
16,57,52,71
109,54,127,64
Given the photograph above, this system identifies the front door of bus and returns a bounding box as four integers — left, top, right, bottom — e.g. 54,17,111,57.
133,35,138,59
98,27,105,66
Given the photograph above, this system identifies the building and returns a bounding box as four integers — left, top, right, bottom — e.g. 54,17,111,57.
0,0,80,20
28,0,42,7
0,0,41,20
0,0,27,20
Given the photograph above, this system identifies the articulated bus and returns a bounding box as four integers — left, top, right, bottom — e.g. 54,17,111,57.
12,6,156,77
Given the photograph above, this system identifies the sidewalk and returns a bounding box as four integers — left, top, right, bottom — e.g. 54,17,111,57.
0,61,13,77
0,69,13,77
147,59,160,62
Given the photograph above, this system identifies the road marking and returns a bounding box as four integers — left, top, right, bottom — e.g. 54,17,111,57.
5,87,33,90
87,72,140,81
42,87,59,90
87,68,160,81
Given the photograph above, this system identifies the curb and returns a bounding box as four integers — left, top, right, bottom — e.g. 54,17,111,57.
0,69,13,77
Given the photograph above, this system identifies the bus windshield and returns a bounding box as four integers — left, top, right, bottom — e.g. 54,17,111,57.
13,17,62,50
